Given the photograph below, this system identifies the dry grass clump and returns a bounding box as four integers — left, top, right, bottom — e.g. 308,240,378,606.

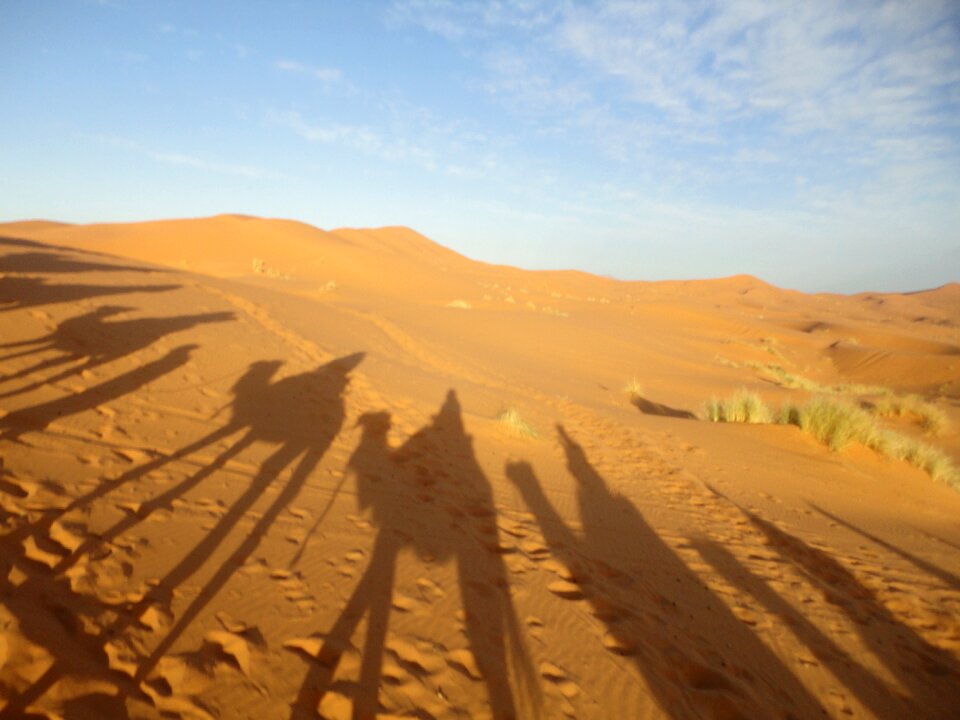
704,389,772,424
703,391,958,486
623,378,644,400
751,363,890,397
778,397,958,486
778,397,879,450
497,407,537,438
876,434,957,485
872,395,948,436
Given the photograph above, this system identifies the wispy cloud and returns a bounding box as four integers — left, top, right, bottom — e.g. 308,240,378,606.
90,135,270,178
275,59,343,84
269,106,504,180
391,0,960,210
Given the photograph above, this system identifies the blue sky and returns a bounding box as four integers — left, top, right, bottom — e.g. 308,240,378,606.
2,1,958,292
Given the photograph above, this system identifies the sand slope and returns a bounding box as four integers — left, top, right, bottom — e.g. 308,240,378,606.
1,217,959,719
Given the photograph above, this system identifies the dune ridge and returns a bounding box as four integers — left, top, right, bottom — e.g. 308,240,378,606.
0,215,958,719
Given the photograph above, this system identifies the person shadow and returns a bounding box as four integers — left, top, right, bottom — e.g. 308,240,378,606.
292,390,538,720
0,305,234,398
506,425,829,719
704,485,960,718
0,353,365,716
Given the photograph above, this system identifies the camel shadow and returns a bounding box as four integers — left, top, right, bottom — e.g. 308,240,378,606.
0,343,197,443
0,353,365,716
0,276,179,314
0,249,161,275
0,305,234,398
291,390,539,720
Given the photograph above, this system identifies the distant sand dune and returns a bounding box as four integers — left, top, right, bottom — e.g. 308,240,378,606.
0,215,958,718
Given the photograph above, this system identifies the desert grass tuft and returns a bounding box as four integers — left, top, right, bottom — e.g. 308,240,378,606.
778,397,879,450
703,389,772,424
749,362,891,397
776,397,958,486
623,378,644,400
497,407,537,438
872,395,948,436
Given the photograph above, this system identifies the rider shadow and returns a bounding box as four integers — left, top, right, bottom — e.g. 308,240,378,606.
292,390,538,720
0,305,234,398
507,425,828,720
0,353,365,716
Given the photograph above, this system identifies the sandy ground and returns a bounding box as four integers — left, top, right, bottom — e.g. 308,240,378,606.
0,215,959,719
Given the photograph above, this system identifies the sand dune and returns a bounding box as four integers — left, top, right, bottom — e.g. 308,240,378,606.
1,216,958,719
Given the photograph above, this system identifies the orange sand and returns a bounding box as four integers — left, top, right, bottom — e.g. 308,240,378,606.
0,215,958,719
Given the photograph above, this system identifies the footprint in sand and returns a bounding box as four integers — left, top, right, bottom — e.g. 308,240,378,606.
415,577,446,601
386,638,446,675
539,661,581,700
547,580,585,600
282,581,316,612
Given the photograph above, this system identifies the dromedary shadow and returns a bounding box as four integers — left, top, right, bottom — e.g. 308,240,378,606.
0,305,234,398
0,276,179,313
0,353,364,716
507,426,828,719
705,486,960,718
0,249,161,275
0,344,197,443
292,391,538,720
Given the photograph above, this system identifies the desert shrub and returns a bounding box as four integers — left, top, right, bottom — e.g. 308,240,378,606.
872,395,948,437
703,389,772,424
780,397,880,451
497,407,537,438
752,363,890,396
776,397,958,486
623,378,644,399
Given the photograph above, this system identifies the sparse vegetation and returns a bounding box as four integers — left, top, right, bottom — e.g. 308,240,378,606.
497,407,537,438
749,362,890,396
703,389,772,424
623,378,644,400
871,395,948,436
706,393,958,486
778,397,879,451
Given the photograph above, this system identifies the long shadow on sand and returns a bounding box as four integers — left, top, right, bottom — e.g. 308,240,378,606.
0,344,197,443
507,426,828,719
691,537,912,719
291,390,539,720
0,353,364,717
0,276,179,314
703,486,960,718
0,305,234,399
630,394,696,419
808,502,960,591
0,249,162,275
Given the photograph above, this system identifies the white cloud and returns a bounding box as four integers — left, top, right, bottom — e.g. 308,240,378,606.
275,59,343,84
